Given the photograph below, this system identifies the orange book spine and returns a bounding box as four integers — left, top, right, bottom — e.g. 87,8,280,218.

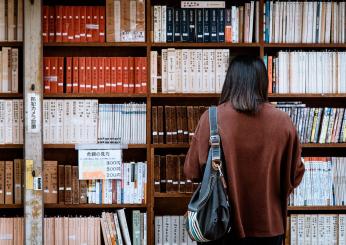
122,58,129,94
98,57,105,94
42,6,49,43
48,6,56,42
92,7,99,42
67,6,74,42
80,6,87,42
79,57,86,93
44,57,51,94
62,6,68,42
74,6,81,42
92,58,98,93
85,57,92,93
99,6,105,42
134,57,141,94
128,57,135,94
116,57,123,93
57,57,64,93
50,57,58,94
110,57,117,93
86,7,93,42
55,6,63,42
268,56,273,94
104,58,111,93
140,57,147,94
66,57,72,93
72,57,79,93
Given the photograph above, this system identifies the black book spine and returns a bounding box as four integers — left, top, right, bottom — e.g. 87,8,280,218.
196,9,204,42
188,9,196,42
203,9,210,42
210,9,218,42
166,7,174,42
181,9,189,42
217,9,225,42
174,9,181,42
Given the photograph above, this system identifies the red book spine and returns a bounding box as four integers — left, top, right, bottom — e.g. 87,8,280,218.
55,6,63,42
43,57,50,93
141,57,147,94
122,58,129,94
72,57,79,93
98,57,105,94
85,57,92,93
99,6,105,42
91,58,98,93
48,6,55,42
80,6,87,42
74,7,81,42
62,6,68,42
66,57,72,93
134,58,141,94
42,6,49,43
86,7,93,42
79,57,86,93
92,7,99,42
116,58,123,93
67,6,74,42
57,57,64,93
110,58,117,93
104,58,111,93
50,57,58,94
128,58,135,94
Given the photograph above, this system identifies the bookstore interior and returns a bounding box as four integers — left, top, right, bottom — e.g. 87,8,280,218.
1,0,346,244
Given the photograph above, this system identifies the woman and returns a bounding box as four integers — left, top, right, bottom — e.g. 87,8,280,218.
184,55,305,245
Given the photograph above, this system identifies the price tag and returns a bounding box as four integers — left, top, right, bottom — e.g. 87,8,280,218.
78,149,122,180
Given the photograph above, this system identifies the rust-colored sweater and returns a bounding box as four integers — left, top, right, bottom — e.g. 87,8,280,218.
184,102,305,238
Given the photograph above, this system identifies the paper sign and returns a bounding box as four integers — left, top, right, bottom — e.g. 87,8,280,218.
26,160,34,190
26,92,41,133
78,149,122,180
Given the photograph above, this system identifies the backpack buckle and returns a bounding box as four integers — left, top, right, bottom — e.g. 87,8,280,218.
209,135,220,146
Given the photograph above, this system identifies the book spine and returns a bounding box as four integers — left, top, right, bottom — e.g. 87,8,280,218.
174,9,181,42
217,9,225,42
99,6,105,42
210,9,218,42
181,9,189,42
203,9,210,42
166,7,174,42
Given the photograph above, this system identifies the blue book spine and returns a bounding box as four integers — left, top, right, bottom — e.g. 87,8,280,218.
99,180,102,204
210,9,218,42
188,9,196,42
174,9,181,42
203,9,211,42
263,55,268,69
217,9,225,42
181,9,189,42
265,1,270,43
196,9,204,42
316,1,320,43
166,7,174,42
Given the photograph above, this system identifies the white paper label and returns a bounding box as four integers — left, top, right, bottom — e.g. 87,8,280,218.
26,92,41,133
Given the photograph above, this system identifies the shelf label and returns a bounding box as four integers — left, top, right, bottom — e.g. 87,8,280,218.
25,160,34,190
26,92,41,133
78,149,122,180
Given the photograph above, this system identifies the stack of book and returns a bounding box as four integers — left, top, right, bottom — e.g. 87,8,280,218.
275,102,346,144
44,161,147,205
155,215,197,245
0,99,23,144
0,47,19,93
0,218,24,244
289,214,346,244
151,49,230,93
0,159,22,205
152,105,209,144
264,1,346,43
152,2,259,43
154,154,199,194
265,52,346,94
289,157,346,206
0,0,23,41
42,6,106,43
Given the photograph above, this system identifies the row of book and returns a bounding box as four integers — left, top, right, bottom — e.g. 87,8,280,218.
0,160,22,205
289,214,346,245
42,6,105,43
151,106,208,144
151,49,230,94
154,154,199,194
153,3,259,43
264,1,346,44
289,157,346,206
265,52,346,94
0,218,23,245
0,47,19,93
276,103,346,144
0,100,23,144
98,103,146,145
0,0,23,41
155,215,197,245
44,56,147,94
44,161,147,205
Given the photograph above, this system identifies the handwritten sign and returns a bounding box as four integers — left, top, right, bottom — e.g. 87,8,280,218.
26,92,41,133
78,149,122,180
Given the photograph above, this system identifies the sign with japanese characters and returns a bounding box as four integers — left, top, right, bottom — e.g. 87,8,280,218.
26,92,41,133
78,149,122,180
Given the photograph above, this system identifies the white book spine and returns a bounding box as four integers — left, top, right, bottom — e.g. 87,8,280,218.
11,48,18,92
195,49,203,93
151,51,158,93
181,49,189,93
161,49,168,93
2,48,9,92
202,49,209,93
114,0,121,42
155,216,163,245
153,6,162,43
19,100,23,144
161,6,167,43
167,48,176,93
175,49,182,93
162,216,171,245
188,49,196,93
12,99,19,144
5,100,13,144
0,100,4,143
208,49,216,93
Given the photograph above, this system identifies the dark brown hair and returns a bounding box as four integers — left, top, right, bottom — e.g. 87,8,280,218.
219,55,269,113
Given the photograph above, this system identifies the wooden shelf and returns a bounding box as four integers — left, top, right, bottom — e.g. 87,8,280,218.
0,93,23,98
44,144,147,149
44,42,148,47
264,43,346,48
0,144,23,149
288,206,346,211
151,144,190,149
44,93,147,98
0,41,23,47
0,204,23,209
154,193,192,198
151,93,220,98
151,42,261,48
45,204,147,209
269,93,346,98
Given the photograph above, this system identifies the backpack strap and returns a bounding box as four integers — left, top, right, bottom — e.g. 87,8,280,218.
209,107,221,169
